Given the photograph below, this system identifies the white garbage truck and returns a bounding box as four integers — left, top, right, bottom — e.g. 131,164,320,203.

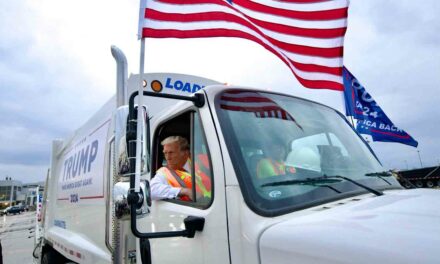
34,46,440,264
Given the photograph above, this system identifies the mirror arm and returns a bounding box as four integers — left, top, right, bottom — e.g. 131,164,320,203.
128,200,204,239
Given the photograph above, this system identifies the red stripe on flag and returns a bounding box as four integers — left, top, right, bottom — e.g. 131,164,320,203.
289,60,343,76
244,17,347,38
232,0,348,21
277,0,330,2
267,36,343,58
146,9,344,58
220,91,304,129
370,129,411,139
143,28,343,90
141,0,347,90
158,0,219,4
220,104,287,112
220,95,274,102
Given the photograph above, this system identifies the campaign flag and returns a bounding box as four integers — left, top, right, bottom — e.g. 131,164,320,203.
342,67,418,147
138,0,349,91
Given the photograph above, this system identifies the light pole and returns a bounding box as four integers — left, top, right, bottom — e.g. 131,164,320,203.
417,150,423,168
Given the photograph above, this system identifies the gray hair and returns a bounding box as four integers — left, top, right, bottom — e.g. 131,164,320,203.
161,136,189,151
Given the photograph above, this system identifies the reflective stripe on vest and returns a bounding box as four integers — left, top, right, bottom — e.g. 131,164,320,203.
257,159,296,177
186,157,212,198
158,167,211,199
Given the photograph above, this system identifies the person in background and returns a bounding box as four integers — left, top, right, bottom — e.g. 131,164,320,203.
257,141,296,178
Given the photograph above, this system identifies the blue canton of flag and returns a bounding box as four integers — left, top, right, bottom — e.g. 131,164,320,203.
343,67,418,147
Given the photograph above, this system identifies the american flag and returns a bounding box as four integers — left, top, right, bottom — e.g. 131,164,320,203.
138,0,349,91
219,91,303,129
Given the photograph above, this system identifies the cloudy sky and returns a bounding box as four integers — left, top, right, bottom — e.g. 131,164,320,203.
1,0,439,183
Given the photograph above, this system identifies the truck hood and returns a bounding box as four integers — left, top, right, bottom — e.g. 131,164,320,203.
259,189,440,264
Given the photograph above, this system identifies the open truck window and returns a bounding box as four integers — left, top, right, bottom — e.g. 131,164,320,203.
152,111,213,208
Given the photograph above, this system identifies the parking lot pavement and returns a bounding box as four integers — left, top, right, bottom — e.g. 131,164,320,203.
0,211,36,264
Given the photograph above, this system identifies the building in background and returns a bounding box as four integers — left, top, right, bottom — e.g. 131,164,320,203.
0,177,23,208
0,177,45,209
22,182,45,210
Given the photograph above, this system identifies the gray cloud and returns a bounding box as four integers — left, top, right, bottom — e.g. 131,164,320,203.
0,150,50,166
0,1,115,181
344,0,440,170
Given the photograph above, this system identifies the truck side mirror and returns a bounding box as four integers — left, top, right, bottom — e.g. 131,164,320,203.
113,106,150,220
183,216,205,238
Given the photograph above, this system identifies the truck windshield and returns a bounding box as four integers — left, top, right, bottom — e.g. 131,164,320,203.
215,90,401,216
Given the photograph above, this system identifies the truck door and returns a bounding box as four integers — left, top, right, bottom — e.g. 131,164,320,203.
138,109,230,264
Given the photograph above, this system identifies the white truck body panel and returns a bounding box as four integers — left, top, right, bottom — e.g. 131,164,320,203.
46,227,111,263
44,99,114,263
260,188,440,264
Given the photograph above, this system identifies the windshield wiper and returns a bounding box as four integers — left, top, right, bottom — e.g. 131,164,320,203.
261,175,384,196
261,178,343,193
323,175,383,196
262,175,383,196
364,171,393,185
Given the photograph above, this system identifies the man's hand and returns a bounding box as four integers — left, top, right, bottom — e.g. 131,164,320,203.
178,188,193,200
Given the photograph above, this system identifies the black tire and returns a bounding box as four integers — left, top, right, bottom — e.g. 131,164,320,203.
426,181,434,188
415,180,424,188
403,182,412,189
41,249,64,264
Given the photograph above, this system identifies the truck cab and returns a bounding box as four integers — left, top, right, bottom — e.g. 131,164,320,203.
125,78,439,264
34,48,440,264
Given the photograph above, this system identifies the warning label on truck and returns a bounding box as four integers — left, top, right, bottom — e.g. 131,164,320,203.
57,120,110,201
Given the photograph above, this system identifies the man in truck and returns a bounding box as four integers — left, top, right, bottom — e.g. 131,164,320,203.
150,136,211,201
257,140,296,178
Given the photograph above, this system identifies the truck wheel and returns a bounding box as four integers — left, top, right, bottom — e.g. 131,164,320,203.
403,182,412,189
42,249,64,264
426,181,434,188
415,181,424,188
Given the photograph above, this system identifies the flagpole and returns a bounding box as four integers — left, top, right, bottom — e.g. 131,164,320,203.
134,38,146,193
341,90,355,128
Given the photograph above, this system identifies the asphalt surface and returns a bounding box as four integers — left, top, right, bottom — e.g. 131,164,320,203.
0,211,35,264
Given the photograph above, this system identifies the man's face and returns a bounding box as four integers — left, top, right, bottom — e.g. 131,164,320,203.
163,142,189,170
268,144,285,161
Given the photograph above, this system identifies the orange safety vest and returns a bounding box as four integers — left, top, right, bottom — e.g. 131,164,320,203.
257,158,296,178
158,165,211,201
195,154,212,191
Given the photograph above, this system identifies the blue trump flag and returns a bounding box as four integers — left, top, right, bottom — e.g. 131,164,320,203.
343,67,418,147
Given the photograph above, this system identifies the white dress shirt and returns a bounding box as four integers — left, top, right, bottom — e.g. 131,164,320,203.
150,167,181,200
